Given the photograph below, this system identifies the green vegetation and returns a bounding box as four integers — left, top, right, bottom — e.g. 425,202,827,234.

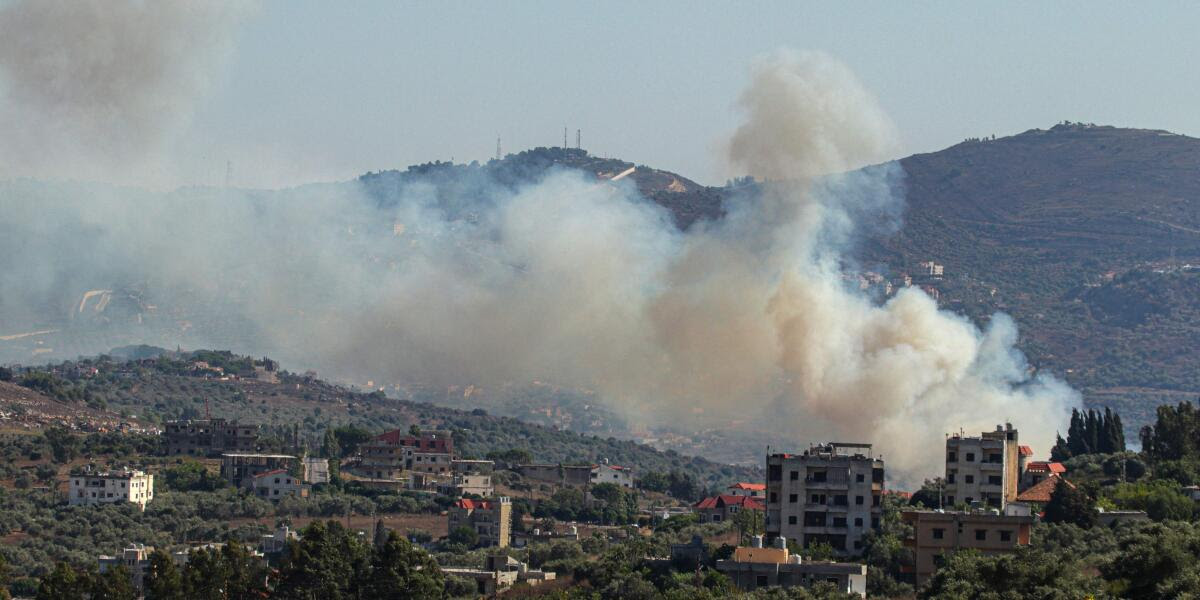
1051,407,1126,461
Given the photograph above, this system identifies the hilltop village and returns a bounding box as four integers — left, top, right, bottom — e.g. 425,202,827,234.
1,352,1199,599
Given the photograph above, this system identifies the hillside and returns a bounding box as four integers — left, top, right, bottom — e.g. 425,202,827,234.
861,124,1200,431
2,352,758,489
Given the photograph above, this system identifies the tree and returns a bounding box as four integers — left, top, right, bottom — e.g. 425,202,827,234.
43,427,81,463
448,526,479,548
321,430,341,481
731,504,763,544
143,549,183,600
922,548,1102,599
1043,479,1096,528
274,520,369,600
88,566,136,600
0,553,11,600
1140,401,1200,462
37,563,86,600
1050,433,1072,462
362,531,445,599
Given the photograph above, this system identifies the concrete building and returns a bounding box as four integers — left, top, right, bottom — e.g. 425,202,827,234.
765,443,884,555
944,424,1021,509
97,543,155,593
591,463,634,488
164,418,258,456
69,468,154,510
220,453,296,487
302,457,330,484
715,537,866,597
902,510,1034,587
248,469,310,500
439,473,494,497
449,497,512,548
694,494,765,524
443,555,556,597
728,482,766,498
260,525,299,555
353,429,455,479
516,463,593,487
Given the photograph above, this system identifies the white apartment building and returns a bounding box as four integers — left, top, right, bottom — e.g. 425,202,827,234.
944,424,1020,509
69,468,154,510
765,443,883,555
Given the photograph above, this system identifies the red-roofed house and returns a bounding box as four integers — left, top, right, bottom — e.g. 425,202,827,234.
1016,475,1072,504
727,482,766,499
1020,461,1066,490
449,497,512,548
694,495,764,524
249,469,309,500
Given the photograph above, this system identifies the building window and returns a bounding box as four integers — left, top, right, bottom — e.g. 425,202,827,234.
834,495,847,506
833,517,846,527
790,470,799,481
756,575,769,587
932,528,944,539
965,475,974,484
855,495,864,505
988,475,1002,485
854,517,863,527
856,473,865,483
871,517,879,528
789,494,798,503
770,492,778,503
810,471,827,482
988,453,1002,463
947,452,957,462
966,453,975,462
768,465,782,481
975,529,987,541
947,472,956,483
788,515,798,525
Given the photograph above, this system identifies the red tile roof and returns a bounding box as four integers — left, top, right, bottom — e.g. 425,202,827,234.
1017,475,1073,503
1018,445,1034,457
1025,461,1066,474
253,469,288,479
454,498,494,510
693,495,765,510
728,482,766,491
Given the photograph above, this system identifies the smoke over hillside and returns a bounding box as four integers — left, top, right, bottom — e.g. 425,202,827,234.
0,39,1078,482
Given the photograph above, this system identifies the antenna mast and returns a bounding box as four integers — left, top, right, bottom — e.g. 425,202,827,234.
563,127,568,148
576,129,581,149
496,136,502,161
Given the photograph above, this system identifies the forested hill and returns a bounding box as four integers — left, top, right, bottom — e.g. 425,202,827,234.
862,124,1200,429
2,351,758,489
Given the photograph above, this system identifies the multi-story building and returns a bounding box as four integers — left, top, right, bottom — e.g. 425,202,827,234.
248,469,310,500
944,424,1021,509
765,443,883,555
714,537,867,597
439,461,495,497
220,453,296,487
902,510,1034,587
1020,460,1065,491
591,463,634,488
163,418,259,456
353,429,454,479
448,497,512,548
69,468,154,510
98,544,155,593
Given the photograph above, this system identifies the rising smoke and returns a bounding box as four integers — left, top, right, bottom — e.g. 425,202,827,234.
0,0,249,185
0,30,1078,484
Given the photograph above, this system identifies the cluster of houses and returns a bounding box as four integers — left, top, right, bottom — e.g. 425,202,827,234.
72,409,1166,598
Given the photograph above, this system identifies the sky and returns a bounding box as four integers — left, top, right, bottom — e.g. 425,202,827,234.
9,1,1200,188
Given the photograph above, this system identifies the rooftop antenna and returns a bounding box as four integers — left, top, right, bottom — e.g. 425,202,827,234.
496,136,502,161
576,129,581,149
563,127,568,148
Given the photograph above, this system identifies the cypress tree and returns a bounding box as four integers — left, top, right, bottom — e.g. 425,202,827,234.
1085,409,1100,455
88,566,136,600
1112,412,1126,452
1043,479,1096,528
362,531,445,600
36,563,86,600
1067,409,1087,456
1050,434,1072,462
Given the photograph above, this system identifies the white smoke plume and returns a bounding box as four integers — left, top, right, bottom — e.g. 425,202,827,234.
0,44,1079,486
0,0,249,185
